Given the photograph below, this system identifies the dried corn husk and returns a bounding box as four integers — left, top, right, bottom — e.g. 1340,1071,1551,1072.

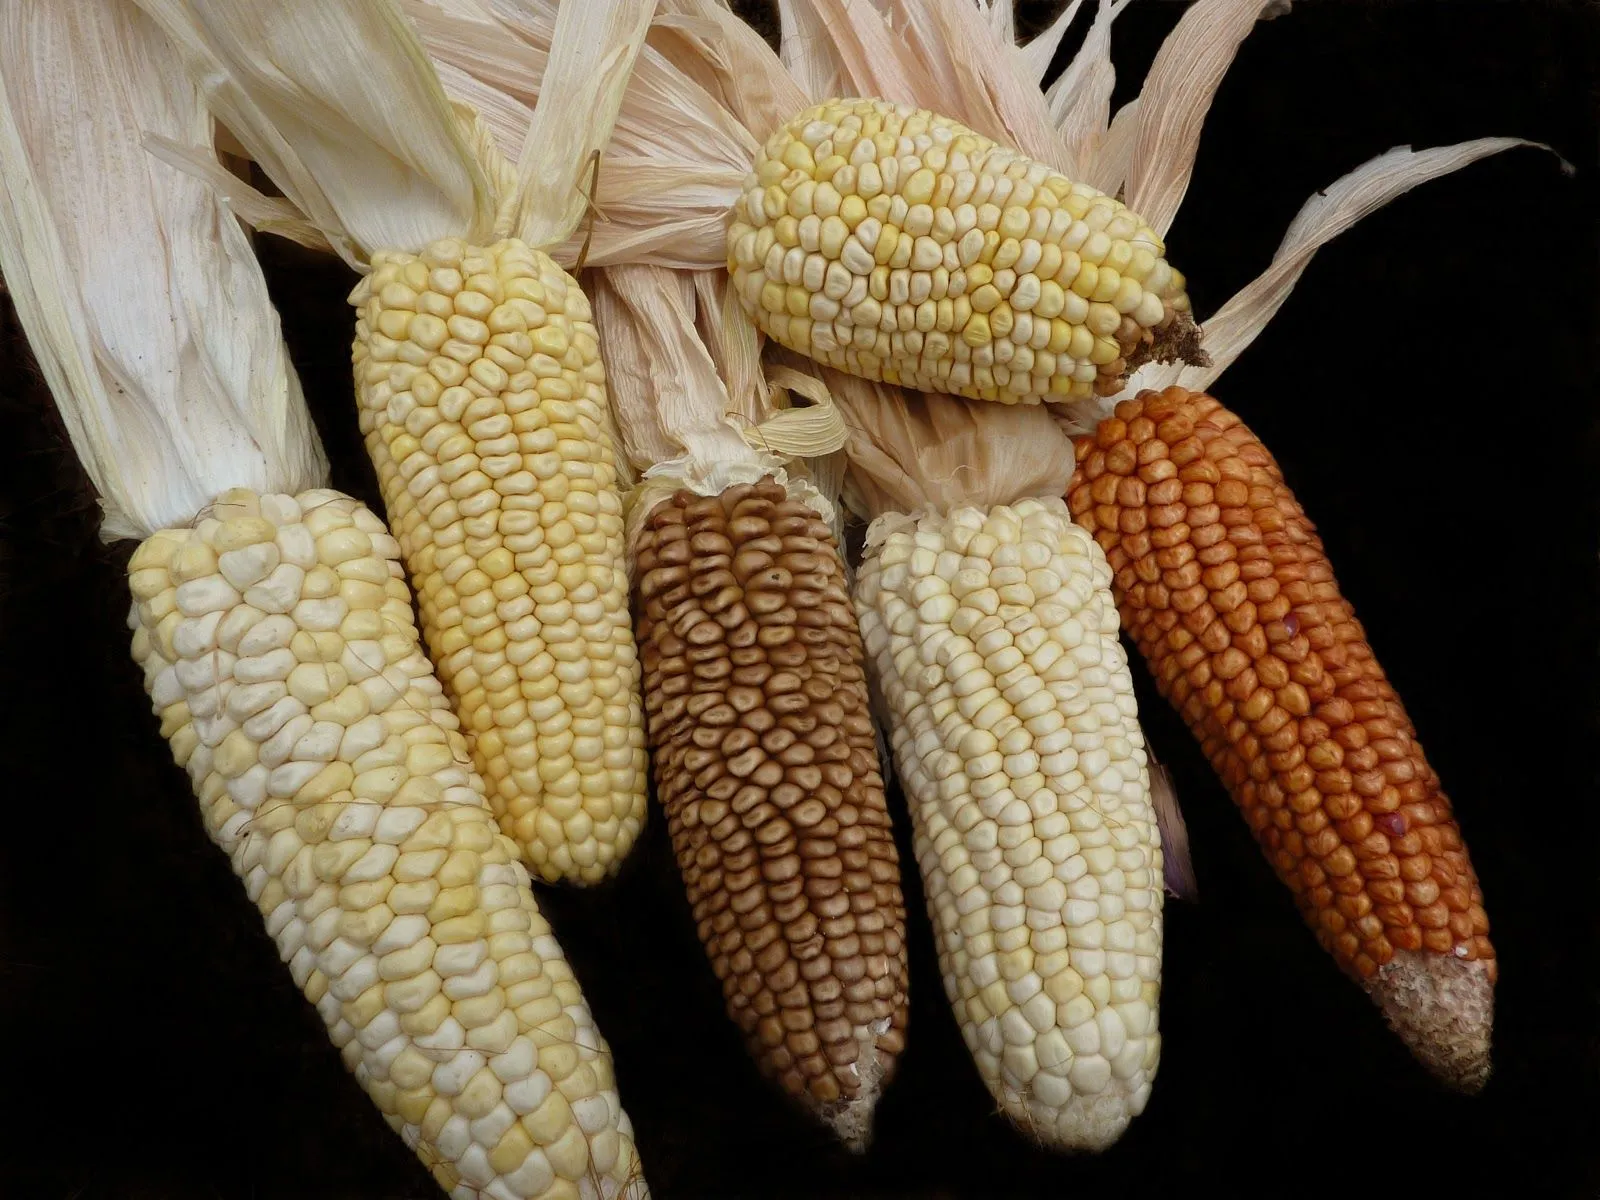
135,0,654,265
0,0,324,540
591,264,845,561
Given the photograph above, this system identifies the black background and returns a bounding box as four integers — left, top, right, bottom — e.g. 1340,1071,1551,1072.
2,2,1595,1197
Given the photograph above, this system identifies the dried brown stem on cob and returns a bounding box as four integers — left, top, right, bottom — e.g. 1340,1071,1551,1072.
1067,386,1493,1089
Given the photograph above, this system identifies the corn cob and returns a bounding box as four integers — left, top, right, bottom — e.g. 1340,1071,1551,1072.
1067,387,1493,1088
855,496,1162,1150
125,486,646,1199
728,99,1201,407
130,0,657,889
352,237,648,885
635,477,908,1145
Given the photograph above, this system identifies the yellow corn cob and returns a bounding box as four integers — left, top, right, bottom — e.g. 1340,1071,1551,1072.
728,99,1199,407
352,237,649,886
855,497,1162,1150
127,486,646,1200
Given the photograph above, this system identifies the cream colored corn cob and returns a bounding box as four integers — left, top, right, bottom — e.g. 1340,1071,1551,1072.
127,486,645,1200
855,497,1161,1150
728,99,1199,407
352,238,648,886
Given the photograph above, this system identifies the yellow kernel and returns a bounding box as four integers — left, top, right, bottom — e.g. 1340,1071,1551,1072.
1067,325,1095,359
819,215,849,258
1092,267,1121,303
781,141,815,172
1082,336,1119,367
903,167,937,205
998,207,1030,240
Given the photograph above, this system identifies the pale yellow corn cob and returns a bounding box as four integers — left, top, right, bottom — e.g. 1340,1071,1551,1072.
728,99,1199,407
126,486,646,1200
854,497,1162,1150
352,237,649,885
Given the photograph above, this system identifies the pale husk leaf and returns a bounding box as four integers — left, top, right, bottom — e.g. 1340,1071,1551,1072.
1080,95,1141,195
137,0,654,262
801,0,921,109
1018,0,1086,88
134,0,498,265
592,263,748,477
508,0,657,247
1121,0,1279,236
985,0,1019,47
411,0,755,270
1111,138,1551,403
1044,0,1129,179
0,0,326,541
642,13,737,115
142,133,336,253
592,262,845,549
775,0,843,101
656,0,808,140
832,377,1078,521
879,0,1073,166
696,268,766,436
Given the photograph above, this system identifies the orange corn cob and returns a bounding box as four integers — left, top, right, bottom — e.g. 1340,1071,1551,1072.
1066,387,1493,1089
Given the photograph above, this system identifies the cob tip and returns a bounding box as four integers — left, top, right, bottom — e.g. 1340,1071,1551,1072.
1365,951,1493,1092
1115,310,1209,387
817,1027,892,1152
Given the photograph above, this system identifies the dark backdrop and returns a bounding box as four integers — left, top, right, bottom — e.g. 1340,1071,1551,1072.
2,2,1595,1197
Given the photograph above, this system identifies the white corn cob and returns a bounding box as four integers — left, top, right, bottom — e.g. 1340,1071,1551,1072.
126,485,646,1200
854,496,1162,1150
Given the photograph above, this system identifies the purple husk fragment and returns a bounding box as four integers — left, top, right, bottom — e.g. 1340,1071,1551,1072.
1150,758,1198,902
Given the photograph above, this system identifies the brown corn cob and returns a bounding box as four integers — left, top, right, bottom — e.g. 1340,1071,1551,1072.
1066,386,1493,1089
635,477,909,1146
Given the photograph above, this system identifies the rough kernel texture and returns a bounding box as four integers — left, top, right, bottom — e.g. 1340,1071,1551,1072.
127,488,647,1200
855,497,1162,1151
352,237,649,886
1067,389,1494,1079
728,99,1195,407
636,480,908,1145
